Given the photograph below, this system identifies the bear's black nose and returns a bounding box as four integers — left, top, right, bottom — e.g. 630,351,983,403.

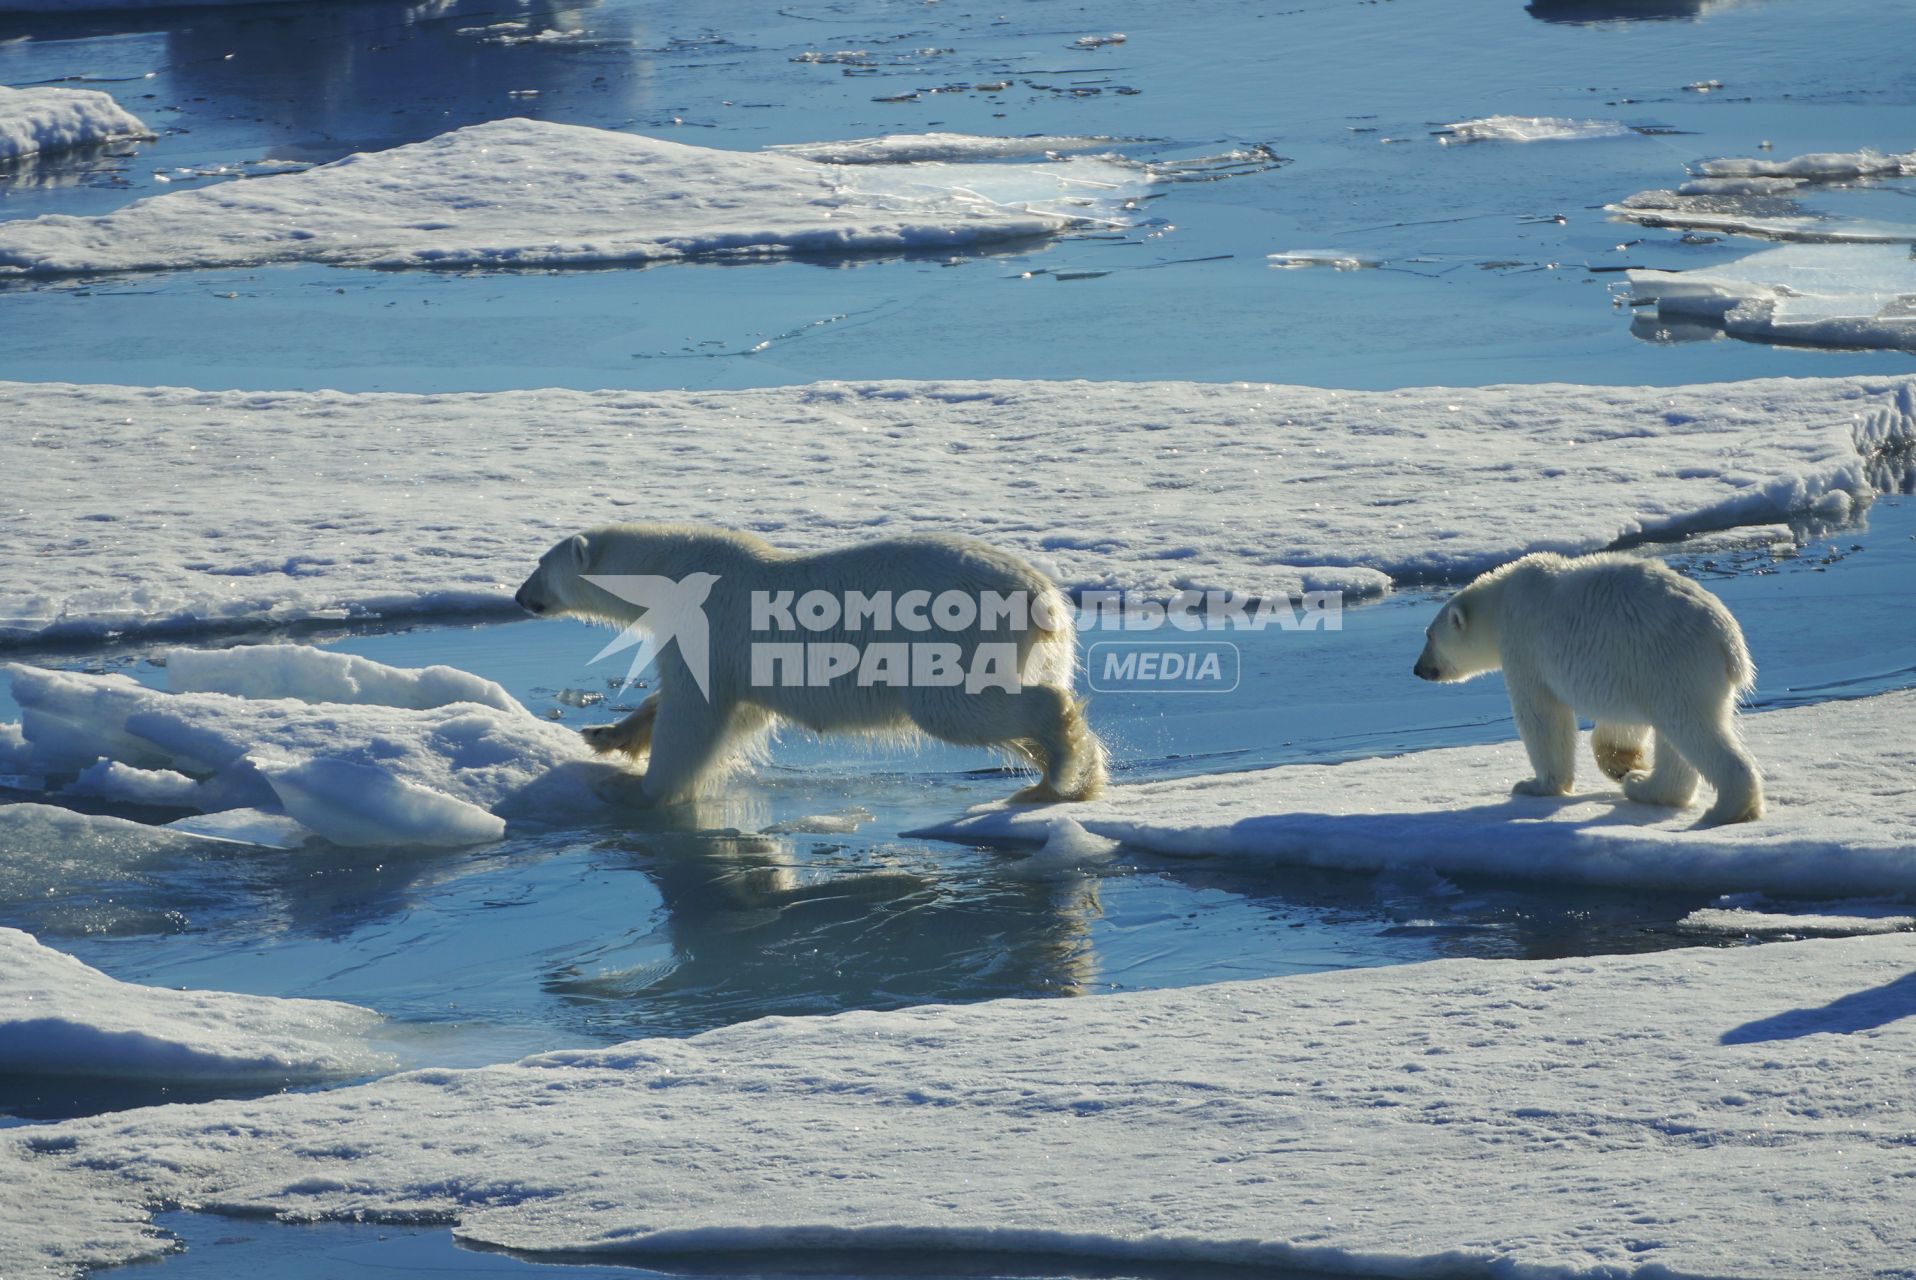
515,586,544,615
1413,661,1435,681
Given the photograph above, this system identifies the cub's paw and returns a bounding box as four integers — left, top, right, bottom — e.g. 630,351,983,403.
1622,770,1691,808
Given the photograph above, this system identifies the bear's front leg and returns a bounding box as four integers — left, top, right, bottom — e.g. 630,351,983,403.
582,693,659,759
1506,676,1576,797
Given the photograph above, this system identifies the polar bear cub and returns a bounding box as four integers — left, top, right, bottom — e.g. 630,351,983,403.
515,523,1106,807
1413,551,1763,825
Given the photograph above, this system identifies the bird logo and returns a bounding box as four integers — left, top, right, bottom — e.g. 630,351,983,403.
581,572,720,700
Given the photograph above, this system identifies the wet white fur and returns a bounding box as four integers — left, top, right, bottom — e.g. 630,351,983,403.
1416,552,1763,825
516,524,1106,806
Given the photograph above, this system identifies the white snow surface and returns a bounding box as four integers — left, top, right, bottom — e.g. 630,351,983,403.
921,692,1916,899
0,926,388,1082
0,85,148,163
768,132,1115,164
1697,147,1916,181
4,650,613,846
1439,115,1632,143
0,119,1073,276
3,375,1912,643
1629,244,1916,351
4,935,1914,1278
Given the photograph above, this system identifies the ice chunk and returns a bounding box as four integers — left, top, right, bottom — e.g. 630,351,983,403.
5,659,605,834
1267,249,1384,270
0,119,1075,278
768,133,1117,164
920,691,1916,899
61,759,202,809
162,807,313,849
167,644,522,714
1697,148,1916,181
252,756,506,849
1681,899,1913,936
1627,243,1916,352
4,935,1913,1278
0,86,149,163
0,927,389,1082
1439,115,1634,143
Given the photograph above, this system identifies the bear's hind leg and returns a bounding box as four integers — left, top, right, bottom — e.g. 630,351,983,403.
1507,678,1576,797
1656,710,1763,825
1008,687,1107,804
582,693,659,759
1622,727,1700,810
1591,721,1650,782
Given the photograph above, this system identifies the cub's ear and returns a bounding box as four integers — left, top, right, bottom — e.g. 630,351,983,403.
1448,603,1467,632
568,533,590,568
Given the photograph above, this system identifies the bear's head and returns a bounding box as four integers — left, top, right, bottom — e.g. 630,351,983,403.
515,532,599,619
1413,591,1498,683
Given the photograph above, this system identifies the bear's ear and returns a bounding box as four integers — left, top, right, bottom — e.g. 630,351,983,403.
1448,602,1467,632
568,534,590,568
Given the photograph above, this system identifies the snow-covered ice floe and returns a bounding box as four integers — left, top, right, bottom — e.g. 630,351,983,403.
3,934,1913,1277
3,375,1913,642
4,646,615,849
1680,894,1913,937
0,120,1080,277
921,692,1916,899
0,85,149,163
1611,146,1916,243
1628,243,1916,352
768,132,1117,164
1438,115,1634,144
0,927,389,1083
1696,148,1916,182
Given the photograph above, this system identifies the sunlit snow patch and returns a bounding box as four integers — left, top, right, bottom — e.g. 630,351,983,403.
1438,115,1634,144
0,119,1080,277
1627,243,1916,351
4,376,1911,643
0,926,390,1082
0,86,149,163
4,935,1914,1278
920,691,1916,899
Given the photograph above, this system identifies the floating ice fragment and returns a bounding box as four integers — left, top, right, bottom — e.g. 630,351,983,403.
251,756,507,849
1438,116,1633,144
1268,250,1384,270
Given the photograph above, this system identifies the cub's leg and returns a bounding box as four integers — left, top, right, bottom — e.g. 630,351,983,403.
1507,677,1576,797
582,693,659,759
1591,721,1650,782
1655,707,1764,825
1622,726,1701,809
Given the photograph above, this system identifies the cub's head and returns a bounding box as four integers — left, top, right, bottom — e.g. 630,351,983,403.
1413,591,1499,683
515,533,595,619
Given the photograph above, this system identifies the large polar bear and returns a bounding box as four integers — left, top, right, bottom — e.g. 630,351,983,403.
1413,551,1763,825
515,524,1107,806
